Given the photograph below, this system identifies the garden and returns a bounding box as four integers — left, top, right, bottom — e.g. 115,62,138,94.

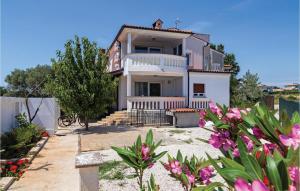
99,102,300,191
0,113,49,178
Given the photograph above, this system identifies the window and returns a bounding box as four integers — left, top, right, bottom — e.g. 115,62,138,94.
178,44,182,55
135,46,148,53
149,83,161,96
193,83,205,97
149,47,162,53
173,47,177,55
135,82,148,96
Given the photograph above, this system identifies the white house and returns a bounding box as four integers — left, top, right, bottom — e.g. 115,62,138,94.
108,19,231,112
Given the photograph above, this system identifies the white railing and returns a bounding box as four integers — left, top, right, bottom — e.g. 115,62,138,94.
189,97,210,109
123,53,187,74
127,96,186,110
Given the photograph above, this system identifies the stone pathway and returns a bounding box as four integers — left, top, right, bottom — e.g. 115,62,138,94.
9,129,80,191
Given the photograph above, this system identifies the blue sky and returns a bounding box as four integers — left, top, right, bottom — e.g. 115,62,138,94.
1,0,299,86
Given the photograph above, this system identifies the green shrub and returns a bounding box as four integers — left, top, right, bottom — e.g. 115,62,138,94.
1,113,42,159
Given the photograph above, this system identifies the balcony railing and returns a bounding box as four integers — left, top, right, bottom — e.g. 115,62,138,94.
127,96,210,110
123,53,187,74
127,96,186,110
189,97,210,109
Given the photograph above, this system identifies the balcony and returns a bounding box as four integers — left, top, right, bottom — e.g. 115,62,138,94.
127,96,186,110
123,53,187,75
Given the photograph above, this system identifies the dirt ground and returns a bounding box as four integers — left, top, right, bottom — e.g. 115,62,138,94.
79,123,173,152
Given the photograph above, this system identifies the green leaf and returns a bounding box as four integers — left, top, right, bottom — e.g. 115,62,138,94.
219,157,245,171
111,146,136,158
181,173,189,186
118,154,139,168
192,182,224,191
176,150,183,163
146,130,153,146
291,112,300,124
237,138,263,180
152,151,167,161
266,156,282,191
219,168,253,182
136,135,142,150
277,160,289,191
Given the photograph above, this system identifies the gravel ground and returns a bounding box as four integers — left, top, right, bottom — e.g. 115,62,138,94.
98,126,225,191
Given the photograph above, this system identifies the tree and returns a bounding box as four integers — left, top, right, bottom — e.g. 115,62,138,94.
5,65,53,97
233,70,264,107
0,86,7,96
4,65,53,123
46,36,117,130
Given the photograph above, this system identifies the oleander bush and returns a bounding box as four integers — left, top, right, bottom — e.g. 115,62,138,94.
1,113,43,159
113,103,300,191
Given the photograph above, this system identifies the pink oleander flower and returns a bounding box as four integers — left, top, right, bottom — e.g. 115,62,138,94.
187,174,195,184
289,185,297,191
226,108,241,120
289,166,300,185
199,110,207,128
279,124,300,150
209,102,222,117
253,127,265,139
164,160,182,176
141,144,150,161
233,135,254,157
234,178,269,191
148,162,154,169
200,166,214,185
209,131,235,151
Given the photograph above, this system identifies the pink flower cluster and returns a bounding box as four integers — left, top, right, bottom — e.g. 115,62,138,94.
164,160,182,176
141,144,150,161
234,178,269,191
232,135,254,157
199,166,214,185
279,124,300,150
209,102,222,117
209,131,235,151
288,166,300,191
163,160,196,185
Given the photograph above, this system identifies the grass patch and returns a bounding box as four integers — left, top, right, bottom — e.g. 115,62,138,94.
99,160,129,180
168,129,186,134
183,138,193,144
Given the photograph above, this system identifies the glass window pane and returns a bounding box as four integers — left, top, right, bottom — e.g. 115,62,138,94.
135,46,148,53
135,82,148,96
149,48,161,53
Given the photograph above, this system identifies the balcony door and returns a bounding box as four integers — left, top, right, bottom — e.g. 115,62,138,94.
149,83,161,96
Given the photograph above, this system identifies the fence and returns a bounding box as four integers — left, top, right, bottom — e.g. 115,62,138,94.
129,109,173,126
0,97,60,135
279,97,300,118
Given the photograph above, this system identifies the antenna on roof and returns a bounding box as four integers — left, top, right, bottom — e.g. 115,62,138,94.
175,18,181,29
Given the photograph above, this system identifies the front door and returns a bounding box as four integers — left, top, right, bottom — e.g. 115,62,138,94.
149,83,161,96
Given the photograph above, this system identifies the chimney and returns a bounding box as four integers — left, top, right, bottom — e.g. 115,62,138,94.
152,19,163,29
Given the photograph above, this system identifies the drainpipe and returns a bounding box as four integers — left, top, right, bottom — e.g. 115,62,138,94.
187,69,190,108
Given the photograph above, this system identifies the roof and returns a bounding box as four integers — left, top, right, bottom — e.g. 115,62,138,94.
109,24,194,51
169,108,204,113
109,68,123,76
188,69,231,74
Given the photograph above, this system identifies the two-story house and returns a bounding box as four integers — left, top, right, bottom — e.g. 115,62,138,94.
108,19,230,112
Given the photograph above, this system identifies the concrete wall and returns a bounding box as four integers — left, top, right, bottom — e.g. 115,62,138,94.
0,97,60,135
189,72,230,106
174,112,200,127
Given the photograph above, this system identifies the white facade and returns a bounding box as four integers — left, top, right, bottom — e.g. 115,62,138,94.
109,21,230,111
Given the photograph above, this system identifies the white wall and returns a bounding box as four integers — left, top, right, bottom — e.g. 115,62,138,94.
185,36,206,70
0,97,60,135
189,72,230,106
